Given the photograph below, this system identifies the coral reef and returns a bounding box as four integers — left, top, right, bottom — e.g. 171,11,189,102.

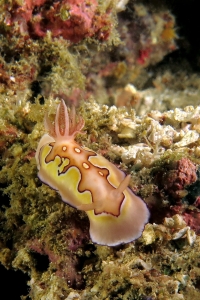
83,2,178,106
0,0,118,96
0,0,200,299
1,97,200,299
5,0,112,43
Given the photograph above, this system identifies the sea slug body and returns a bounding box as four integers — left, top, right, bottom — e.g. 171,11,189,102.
35,100,149,246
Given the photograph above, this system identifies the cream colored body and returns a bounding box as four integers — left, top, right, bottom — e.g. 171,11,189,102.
36,101,149,246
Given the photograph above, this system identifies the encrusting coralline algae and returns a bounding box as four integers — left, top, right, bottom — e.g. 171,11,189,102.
0,0,200,299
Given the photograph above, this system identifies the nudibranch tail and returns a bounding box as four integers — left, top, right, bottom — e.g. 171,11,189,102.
36,100,150,247
88,186,150,246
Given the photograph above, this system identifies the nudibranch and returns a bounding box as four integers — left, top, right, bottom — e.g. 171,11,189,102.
35,100,149,246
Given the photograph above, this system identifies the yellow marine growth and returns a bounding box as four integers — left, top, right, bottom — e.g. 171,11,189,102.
35,100,149,246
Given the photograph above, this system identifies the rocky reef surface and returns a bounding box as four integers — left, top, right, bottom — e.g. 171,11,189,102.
0,0,200,299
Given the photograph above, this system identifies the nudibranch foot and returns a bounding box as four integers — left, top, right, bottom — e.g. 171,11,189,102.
36,100,150,246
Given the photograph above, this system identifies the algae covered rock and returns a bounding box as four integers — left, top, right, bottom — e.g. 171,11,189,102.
0,0,200,299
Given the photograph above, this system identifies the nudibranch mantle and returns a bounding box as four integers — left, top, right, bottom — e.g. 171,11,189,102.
35,100,149,246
